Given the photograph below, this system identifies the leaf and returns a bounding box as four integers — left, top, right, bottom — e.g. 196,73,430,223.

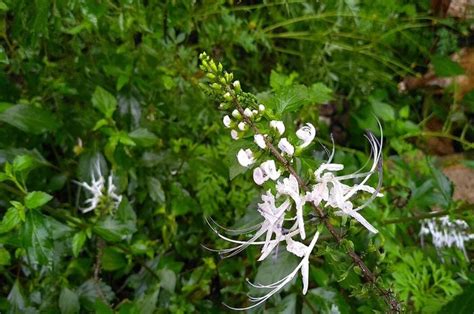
267,293,297,314
274,85,310,113
0,206,21,234
94,300,114,314
0,45,8,64
0,104,60,134
13,155,37,173
72,230,87,257
440,285,474,314
370,97,395,121
59,287,80,314
158,268,176,293
92,86,117,118
270,70,299,91
307,83,333,104
432,55,464,77
22,210,53,269
147,177,165,203
24,191,53,209
129,128,158,147
252,250,299,295
93,216,134,242
102,247,127,271
428,160,453,208
133,289,159,314
7,281,26,312
0,247,11,265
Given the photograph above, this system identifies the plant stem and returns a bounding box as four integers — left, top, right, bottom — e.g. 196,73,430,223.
230,91,401,312
382,204,473,225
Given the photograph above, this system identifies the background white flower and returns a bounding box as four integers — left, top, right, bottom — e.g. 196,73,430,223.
296,123,316,148
237,148,255,167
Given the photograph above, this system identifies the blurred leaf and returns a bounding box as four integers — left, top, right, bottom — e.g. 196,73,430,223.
308,83,333,104
147,177,166,203
370,97,395,121
102,247,127,271
92,87,117,118
24,191,53,209
158,268,176,293
428,160,452,208
267,293,297,314
72,230,87,257
270,70,299,91
0,104,60,134
129,128,158,147
94,216,134,242
7,280,26,312
0,247,11,265
59,287,80,314
432,55,464,77
0,206,21,234
133,289,159,314
440,285,474,314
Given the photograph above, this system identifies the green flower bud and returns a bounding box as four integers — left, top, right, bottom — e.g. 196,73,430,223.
206,73,216,80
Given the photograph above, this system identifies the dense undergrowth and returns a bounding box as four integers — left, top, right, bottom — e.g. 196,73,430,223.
0,1,473,313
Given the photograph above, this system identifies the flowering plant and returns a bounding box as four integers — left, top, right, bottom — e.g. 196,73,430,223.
199,52,399,310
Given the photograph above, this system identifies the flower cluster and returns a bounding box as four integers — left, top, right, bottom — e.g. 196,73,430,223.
200,53,384,310
420,216,474,259
75,161,122,214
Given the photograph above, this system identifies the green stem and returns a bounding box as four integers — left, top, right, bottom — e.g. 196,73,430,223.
382,204,473,225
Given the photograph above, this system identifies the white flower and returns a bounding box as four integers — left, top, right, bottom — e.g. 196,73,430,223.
232,109,240,118
420,216,474,259
238,121,247,131
223,115,231,128
253,160,280,185
243,108,253,117
76,161,122,213
277,174,306,239
230,130,239,140
237,148,255,167
296,123,316,148
233,80,241,91
228,231,320,310
278,138,294,156
254,134,266,149
270,120,285,135
252,109,258,116
258,104,265,111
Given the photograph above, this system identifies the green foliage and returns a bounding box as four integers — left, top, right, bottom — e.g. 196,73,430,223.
392,251,462,313
0,0,472,313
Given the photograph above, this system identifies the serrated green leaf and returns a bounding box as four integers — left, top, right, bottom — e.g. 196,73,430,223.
24,191,53,209
0,104,60,134
274,85,310,113
308,83,333,104
92,86,117,118
22,210,53,268
59,287,80,314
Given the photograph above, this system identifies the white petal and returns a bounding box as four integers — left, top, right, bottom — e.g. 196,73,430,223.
296,123,316,148
237,149,254,167
223,115,231,128
258,104,265,111
301,259,309,294
230,130,239,140
270,120,285,135
254,134,266,149
260,160,280,181
278,138,294,156
244,108,253,117
253,167,267,185
232,109,240,118
238,122,246,131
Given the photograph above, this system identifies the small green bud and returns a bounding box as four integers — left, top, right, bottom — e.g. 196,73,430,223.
218,63,223,72
211,83,221,90
206,73,216,80
223,92,232,101
353,266,362,276
210,60,218,72
220,77,226,85
233,80,241,92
